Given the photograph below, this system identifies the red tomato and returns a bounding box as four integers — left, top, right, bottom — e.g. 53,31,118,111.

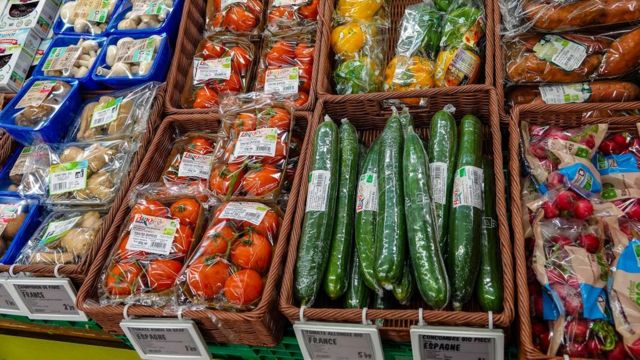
224,269,263,305
171,224,194,258
209,164,246,197
170,198,201,226
241,208,279,237
298,0,319,20
105,262,143,296
130,199,170,220
295,43,314,63
147,259,182,292
186,136,214,155
187,256,231,299
298,62,313,92
200,222,235,256
117,233,148,260
193,86,219,109
293,91,309,107
202,41,226,59
230,232,272,273
229,46,252,76
241,165,281,197
264,107,291,130
212,71,243,93
227,112,257,132
266,41,296,67
223,5,258,33
268,6,295,25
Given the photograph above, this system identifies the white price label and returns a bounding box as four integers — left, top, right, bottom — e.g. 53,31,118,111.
121,318,210,360
294,322,384,360
127,214,179,255
6,277,87,321
42,46,82,71
429,162,448,205
539,83,592,104
177,152,214,179
218,202,269,225
306,170,331,212
264,67,299,95
0,276,22,315
410,326,504,360
221,0,246,10
533,35,587,72
273,0,308,5
49,160,89,195
233,128,278,157
193,57,232,82
451,166,483,209
115,38,156,64
356,173,377,213
15,80,57,109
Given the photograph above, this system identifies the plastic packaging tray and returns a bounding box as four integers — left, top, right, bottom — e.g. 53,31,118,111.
0,195,42,265
106,0,184,44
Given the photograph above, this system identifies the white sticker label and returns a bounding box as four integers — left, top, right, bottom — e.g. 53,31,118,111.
264,67,299,95
451,166,483,209
306,170,331,212
90,97,123,128
221,0,246,10
177,152,214,179
121,319,210,360
539,83,592,104
42,46,82,71
9,147,32,179
450,49,477,77
273,0,308,5
233,128,278,157
356,173,377,213
430,162,448,205
127,214,179,255
131,0,166,15
15,80,57,109
115,38,156,64
49,160,89,195
533,35,588,71
410,327,504,360
73,0,112,23
7,278,88,321
193,57,232,82
218,202,269,225
294,322,385,360
40,216,81,246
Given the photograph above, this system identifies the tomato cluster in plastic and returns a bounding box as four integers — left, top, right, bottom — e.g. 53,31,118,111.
207,0,264,34
209,104,292,201
162,133,219,188
266,0,320,33
176,201,279,309
254,32,315,107
102,196,203,305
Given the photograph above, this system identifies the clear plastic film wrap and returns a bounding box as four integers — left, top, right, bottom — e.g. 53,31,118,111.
504,27,640,84
266,0,319,34
384,2,441,104
40,38,103,79
333,0,386,23
112,0,175,31
205,0,265,35
594,131,640,208
58,0,119,35
173,201,279,310
507,81,640,106
521,122,607,196
99,183,208,306
18,139,135,207
181,35,256,110
68,82,162,141
254,28,315,107
210,94,294,203
162,132,221,190
95,34,165,79
15,210,105,265
10,80,74,130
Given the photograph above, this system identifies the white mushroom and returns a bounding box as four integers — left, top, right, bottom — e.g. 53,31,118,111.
73,18,89,33
138,18,160,29
138,61,153,75
130,65,140,73
117,37,134,46
106,45,117,66
117,18,137,30
74,66,89,77
80,39,99,53
60,1,77,23
109,62,130,77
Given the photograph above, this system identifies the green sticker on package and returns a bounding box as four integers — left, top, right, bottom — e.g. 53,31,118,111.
49,160,89,195
90,97,123,128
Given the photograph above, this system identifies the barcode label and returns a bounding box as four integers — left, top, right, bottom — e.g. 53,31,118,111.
90,97,123,128
233,128,278,157
40,216,81,246
429,162,448,205
450,49,477,77
115,38,155,64
42,46,82,71
539,83,592,104
306,170,331,212
127,214,179,255
218,202,269,225
177,152,214,179
451,166,483,209
356,173,377,213
533,35,587,72
49,160,89,195
193,57,232,82
264,67,299,95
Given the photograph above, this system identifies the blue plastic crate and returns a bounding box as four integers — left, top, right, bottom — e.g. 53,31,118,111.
0,195,42,265
106,0,184,44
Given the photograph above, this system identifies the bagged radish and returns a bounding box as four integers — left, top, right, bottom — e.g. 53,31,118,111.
560,317,623,358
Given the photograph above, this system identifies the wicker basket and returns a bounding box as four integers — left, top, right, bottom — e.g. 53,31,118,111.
279,85,513,342
0,86,166,289
77,112,313,347
164,0,325,114
317,0,495,97
509,102,640,359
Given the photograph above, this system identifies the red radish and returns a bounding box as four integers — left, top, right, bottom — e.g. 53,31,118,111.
578,233,600,253
530,143,547,159
547,172,565,188
587,338,602,357
627,201,640,220
538,333,550,353
555,191,577,211
607,342,630,360
547,128,570,141
550,235,573,246
612,133,629,147
542,202,559,218
530,125,546,136
565,274,580,289
620,221,633,238
555,285,583,315
547,268,566,283
566,319,589,343
533,294,543,316
539,159,556,173
567,342,589,357
574,199,594,219
580,134,596,149
626,338,640,359
600,139,616,154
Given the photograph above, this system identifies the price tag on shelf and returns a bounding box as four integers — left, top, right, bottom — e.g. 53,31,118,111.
410,326,504,360
0,274,23,315
120,318,210,360
6,277,88,321
293,321,384,360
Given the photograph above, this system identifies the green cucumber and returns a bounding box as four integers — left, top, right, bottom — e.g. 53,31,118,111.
355,140,383,294
344,248,370,308
392,260,414,305
403,124,450,310
428,109,458,257
375,113,406,290
324,119,359,299
447,114,483,311
294,116,340,306
476,158,504,311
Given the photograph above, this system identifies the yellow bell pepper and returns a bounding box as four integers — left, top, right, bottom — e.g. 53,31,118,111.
385,56,434,91
331,22,366,57
336,0,383,21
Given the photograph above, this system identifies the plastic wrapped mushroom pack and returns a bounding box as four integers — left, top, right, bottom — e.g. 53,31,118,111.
58,0,119,35
12,80,73,129
40,37,103,78
95,35,164,78
114,0,175,31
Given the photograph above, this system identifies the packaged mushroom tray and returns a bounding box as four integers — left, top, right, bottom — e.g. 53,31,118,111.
17,140,135,207
93,34,171,88
55,0,119,35
33,36,105,88
0,195,41,264
15,210,106,265
107,0,183,37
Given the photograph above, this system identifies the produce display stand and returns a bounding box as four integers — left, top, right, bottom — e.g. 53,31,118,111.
0,314,116,343
508,102,640,359
279,86,514,342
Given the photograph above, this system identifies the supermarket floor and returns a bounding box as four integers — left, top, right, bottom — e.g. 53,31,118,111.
0,334,139,360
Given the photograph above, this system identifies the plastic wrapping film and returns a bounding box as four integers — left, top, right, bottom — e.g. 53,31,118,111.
330,0,388,95
0,197,35,261
162,132,221,190
94,34,165,79
520,122,607,196
181,35,256,109
173,201,279,311
254,28,315,107
58,0,119,35
111,0,175,31
507,81,640,106
15,210,105,265
40,37,104,79
209,94,294,203
68,82,162,141
500,0,640,36
265,0,319,34
8,80,73,130
99,183,208,306
18,139,135,207
205,0,264,35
